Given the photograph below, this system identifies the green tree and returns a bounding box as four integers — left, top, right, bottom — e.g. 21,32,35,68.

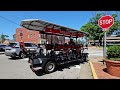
80,13,120,46
0,34,9,43
107,14,120,36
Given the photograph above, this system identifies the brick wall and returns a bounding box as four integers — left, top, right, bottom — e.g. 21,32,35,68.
16,28,40,45
16,27,65,45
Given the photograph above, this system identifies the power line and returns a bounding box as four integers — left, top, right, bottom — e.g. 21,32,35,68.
0,15,34,31
0,15,20,26
0,15,23,40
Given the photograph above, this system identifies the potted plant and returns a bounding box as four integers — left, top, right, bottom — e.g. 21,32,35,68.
103,45,120,77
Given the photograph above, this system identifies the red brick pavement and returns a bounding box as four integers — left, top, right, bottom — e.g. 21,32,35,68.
92,62,120,79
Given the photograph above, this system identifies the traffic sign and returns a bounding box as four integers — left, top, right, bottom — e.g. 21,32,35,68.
98,15,114,59
98,15,114,31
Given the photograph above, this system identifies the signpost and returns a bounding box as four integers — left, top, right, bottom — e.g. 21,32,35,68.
98,15,114,58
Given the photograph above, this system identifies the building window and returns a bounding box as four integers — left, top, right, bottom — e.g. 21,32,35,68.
19,36,20,39
39,34,41,38
41,34,43,39
28,30,32,33
19,36,22,39
41,34,46,39
19,30,22,33
28,34,30,38
31,34,32,38
28,34,32,38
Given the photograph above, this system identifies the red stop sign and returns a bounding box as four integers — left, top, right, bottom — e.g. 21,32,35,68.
98,15,114,30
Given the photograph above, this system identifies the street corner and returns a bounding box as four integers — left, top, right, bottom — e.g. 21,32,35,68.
89,61,120,79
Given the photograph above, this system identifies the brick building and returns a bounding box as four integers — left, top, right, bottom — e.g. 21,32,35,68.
16,28,40,45
16,28,65,45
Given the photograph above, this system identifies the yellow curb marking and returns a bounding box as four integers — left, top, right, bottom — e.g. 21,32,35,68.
89,61,98,79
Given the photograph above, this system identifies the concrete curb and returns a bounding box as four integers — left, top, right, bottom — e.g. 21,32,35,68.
89,61,98,79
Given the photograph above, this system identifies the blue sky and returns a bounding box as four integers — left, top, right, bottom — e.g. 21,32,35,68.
0,11,118,39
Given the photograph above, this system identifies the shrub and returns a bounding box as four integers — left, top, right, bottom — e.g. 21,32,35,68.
106,45,120,59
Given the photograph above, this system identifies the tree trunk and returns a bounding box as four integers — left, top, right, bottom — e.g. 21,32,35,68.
99,39,102,46
93,40,96,46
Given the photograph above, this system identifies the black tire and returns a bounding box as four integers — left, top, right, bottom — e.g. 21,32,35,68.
44,61,56,74
83,53,88,62
11,56,16,59
85,54,89,62
19,52,26,59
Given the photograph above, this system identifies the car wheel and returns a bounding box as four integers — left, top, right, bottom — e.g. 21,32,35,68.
11,56,16,59
19,52,26,59
44,61,56,74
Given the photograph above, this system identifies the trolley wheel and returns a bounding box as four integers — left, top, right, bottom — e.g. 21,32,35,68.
19,51,26,59
44,61,56,74
84,53,89,62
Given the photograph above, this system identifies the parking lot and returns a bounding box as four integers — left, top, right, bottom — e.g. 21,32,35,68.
0,53,93,79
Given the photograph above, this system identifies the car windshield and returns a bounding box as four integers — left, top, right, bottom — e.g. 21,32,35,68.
32,44,37,47
8,43,17,47
24,43,32,47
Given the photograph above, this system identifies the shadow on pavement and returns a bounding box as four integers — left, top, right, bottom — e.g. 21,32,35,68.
8,57,28,60
57,62,81,71
34,70,45,76
103,68,107,73
29,65,45,76
32,61,88,76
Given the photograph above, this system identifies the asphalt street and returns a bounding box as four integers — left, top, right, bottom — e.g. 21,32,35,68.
0,47,102,79
0,54,83,79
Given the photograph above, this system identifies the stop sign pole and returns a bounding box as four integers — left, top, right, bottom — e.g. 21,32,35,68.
98,15,114,58
103,29,107,58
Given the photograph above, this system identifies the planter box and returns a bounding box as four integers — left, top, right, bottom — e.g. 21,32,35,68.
103,59,120,77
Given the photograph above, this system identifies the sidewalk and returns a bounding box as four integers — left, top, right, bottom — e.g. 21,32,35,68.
89,57,120,79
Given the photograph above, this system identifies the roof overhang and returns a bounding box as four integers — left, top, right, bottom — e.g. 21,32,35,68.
20,19,88,36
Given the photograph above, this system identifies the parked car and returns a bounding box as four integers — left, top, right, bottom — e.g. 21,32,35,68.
5,42,38,59
0,44,7,51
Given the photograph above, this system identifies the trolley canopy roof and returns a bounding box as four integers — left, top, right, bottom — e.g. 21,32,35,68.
20,19,88,37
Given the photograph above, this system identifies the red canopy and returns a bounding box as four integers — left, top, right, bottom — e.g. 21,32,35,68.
20,19,88,38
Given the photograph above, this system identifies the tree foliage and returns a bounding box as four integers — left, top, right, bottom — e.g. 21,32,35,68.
80,13,120,46
0,34,9,43
107,14,120,35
